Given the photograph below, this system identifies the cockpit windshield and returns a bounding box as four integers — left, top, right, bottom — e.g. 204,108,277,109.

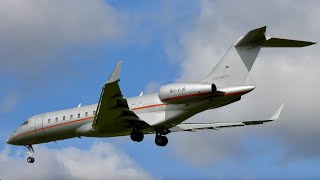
21,121,29,126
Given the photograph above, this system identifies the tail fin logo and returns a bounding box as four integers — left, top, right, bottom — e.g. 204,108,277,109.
213,74,231,81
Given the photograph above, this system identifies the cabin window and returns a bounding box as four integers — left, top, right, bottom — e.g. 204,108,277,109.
78,113,80,118
93,111,96,115
63,116,65,121
21,121,29,126
48,119,51,123
85,112,88,117
70,115,73,119
55,117,58,122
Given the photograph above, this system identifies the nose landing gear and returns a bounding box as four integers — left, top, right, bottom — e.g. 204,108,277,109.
26,145,35,163
27,156,35,163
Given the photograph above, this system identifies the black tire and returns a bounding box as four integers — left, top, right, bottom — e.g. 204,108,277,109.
130,131,136,141
27,157,34,163
161,136,168,146
155,135,168,147
135,131,144,142
130,131,144,142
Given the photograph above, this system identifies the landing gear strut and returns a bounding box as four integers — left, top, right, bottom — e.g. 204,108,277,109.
26,145,35,163
130,130,144,142
155,133,168,147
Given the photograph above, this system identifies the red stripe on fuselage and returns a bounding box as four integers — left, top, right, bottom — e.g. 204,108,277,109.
14,116,94,139
14,104,166,139
160,89,250,102
131,103,166,111
14,90,250,139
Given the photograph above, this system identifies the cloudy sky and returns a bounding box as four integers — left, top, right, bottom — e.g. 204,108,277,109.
1,0,320,179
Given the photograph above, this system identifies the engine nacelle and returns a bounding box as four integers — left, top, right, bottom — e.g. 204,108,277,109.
158,83,217,104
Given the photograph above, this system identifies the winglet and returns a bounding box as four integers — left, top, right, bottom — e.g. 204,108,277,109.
108,61,123,83
269,104,284,120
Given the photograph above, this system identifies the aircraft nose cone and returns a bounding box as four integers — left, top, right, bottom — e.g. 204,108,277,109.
6,136,15,145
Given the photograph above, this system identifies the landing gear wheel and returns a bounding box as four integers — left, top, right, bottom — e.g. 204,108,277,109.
25,145,35,164
130,130,144,142
155,135,168,147
27,157,35,163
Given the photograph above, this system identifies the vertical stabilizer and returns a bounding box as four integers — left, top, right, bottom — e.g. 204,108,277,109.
201,26,315,87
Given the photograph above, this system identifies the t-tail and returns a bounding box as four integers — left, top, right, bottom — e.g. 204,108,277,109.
201,26,316,87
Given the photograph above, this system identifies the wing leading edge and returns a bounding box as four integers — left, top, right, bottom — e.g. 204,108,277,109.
92,62,150,133
169,104,284,132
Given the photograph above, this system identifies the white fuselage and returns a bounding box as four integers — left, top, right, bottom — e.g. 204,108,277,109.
7,85,254,146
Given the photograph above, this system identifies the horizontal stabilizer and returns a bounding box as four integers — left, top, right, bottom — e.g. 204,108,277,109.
263,38,316,47
235,26,316,48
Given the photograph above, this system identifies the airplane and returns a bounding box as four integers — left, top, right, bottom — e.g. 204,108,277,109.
7,26,315,163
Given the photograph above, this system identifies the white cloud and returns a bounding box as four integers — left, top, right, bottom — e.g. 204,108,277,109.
167,0,320,164
0,0,124,81
144,81,163,94
0,142,155,180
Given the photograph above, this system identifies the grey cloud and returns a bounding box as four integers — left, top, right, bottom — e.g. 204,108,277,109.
167,0,320,165
0,0,124,82
0,142,155,180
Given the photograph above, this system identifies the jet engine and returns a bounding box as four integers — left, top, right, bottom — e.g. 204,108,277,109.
158,83,217,104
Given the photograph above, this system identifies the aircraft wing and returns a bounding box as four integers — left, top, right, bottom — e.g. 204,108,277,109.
92,62,150,133
169,104,284,132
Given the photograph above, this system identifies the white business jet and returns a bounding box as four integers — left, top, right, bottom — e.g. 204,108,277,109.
7,26,314,163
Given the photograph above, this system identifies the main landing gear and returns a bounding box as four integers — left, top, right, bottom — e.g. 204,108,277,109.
130,130,144,142
26,145,35,163
155,133,168,147
130,130,168,147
